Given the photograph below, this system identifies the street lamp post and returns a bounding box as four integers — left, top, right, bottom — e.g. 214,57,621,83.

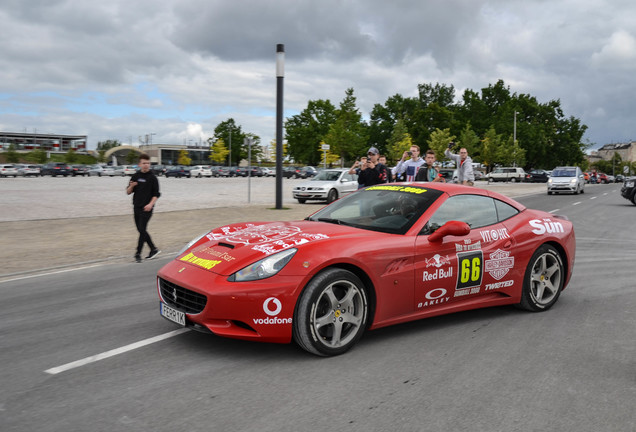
513,111,518,167
275,44,285,209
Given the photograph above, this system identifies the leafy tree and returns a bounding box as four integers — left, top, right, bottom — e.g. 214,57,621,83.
369,94,419,155
457,123,481,161
386,118,413,163
269,139,288,162
177,149,191,165
480,127,502,172
64,149,78,164
427,128,456,162
323,88,369,164
28,149,47,164
214,119,245,166
126,150,139,164
286,99,337,165
244,133,263,165
208,138,229,164
6,144,20,163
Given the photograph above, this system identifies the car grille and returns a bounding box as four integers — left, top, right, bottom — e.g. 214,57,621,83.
158,277,207,314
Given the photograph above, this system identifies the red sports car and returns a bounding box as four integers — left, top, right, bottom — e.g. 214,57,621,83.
157,183,575,356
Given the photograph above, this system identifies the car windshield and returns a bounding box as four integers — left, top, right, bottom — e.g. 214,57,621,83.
307,184,443,234
313,170,342,181
552,169,577,177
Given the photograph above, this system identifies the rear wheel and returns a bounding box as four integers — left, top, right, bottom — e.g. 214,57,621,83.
518,244,564,311
510,177,517,183
327,189,338,203
293,268,369,356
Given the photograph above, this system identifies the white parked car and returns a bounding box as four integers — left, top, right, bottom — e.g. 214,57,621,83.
0,164,19,177
122,165,137,176
14,164,41,176
88,164,107,176
488,167,526,182
292,168,358,203
189,165,213,178
261,167,275,177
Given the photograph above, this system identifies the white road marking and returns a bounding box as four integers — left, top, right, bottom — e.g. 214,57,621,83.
0,264,104,284
549,209,560,213
590,196,597,200
572,202,582,206
44,328,190,375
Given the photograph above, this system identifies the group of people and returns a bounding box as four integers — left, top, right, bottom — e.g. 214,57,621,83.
349,142,475,188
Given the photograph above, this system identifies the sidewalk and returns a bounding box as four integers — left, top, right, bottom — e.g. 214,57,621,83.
0,182,545,279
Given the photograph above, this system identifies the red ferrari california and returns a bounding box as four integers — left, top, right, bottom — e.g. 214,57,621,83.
157,183,575,356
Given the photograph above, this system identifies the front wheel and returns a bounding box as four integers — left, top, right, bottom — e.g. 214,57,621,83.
510,177,517,183
293,268,369,356
518,245,564,311
327,189,338,203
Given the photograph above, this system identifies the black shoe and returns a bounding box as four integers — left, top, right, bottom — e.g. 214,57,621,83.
146,249,161,260
135,254,142,263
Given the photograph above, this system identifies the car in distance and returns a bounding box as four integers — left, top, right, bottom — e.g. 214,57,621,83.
122,165,137,176
292,168,358,203
14,164,41,177
525,169,550,183
190,165,213,178
157,182,576,356
547,166,585,195
71,164,89,176
597,173,610,184
41,163,71,177
0,164,19,177
165,166,191,178
488,167,526,182
261,167,275,177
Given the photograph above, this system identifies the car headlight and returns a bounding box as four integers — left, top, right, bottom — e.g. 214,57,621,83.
229,248,297,281
178,232,210,255
570,178,577,184
547,179,552,184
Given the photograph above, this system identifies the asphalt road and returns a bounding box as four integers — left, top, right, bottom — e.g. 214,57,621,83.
1,183,635,432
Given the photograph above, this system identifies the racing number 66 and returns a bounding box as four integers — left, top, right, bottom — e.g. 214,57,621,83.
457,251,483,289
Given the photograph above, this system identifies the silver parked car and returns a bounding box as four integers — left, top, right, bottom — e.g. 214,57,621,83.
292,168,358,203
547,166,585,195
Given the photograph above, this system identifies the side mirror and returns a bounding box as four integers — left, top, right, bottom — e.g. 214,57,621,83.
428,220,471,242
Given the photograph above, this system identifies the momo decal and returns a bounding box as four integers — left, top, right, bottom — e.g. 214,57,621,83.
480,228,510,243
191,246,236,262
253,297,292,325
454,250,483,296
529,218,564,235
207,223,329,255
484,249,514,280
418,288,450,308
179,252,221,270
455,239,482,252
425,254,451,268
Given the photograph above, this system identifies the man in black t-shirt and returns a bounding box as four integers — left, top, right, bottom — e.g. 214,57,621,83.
126,154,161,262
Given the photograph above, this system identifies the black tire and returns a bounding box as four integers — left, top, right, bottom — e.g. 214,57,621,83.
518,244,564,312
547,191,552,195
510,177,517,183
488,177,494,182
327,189,338,203
293,268,369,356
297,198,306,204
631,192,636,206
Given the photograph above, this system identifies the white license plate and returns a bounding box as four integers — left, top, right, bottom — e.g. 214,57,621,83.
160,302,186,326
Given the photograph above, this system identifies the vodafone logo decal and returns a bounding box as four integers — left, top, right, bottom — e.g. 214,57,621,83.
263,297,282,316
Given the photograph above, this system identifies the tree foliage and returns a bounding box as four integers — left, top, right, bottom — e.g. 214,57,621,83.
177,149,191,165
208,138,229,164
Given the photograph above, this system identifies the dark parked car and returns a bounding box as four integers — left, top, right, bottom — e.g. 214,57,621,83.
151,164,166,176
525,169,550,183
245,167,263,177
299,166,318,178
165,166,191,178
227,166,246,177
620,177,636,205
41,163,71,177
283,166,301,178
71,164,89,177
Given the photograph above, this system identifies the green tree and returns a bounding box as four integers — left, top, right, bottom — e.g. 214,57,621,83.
457,123,481,161
96,140,120,151
208,138,229,164
286,99,337,165
428,128,456,162
323,88,369,164
6,144,20,163
126,150,139,164
64,149,78,164
28,149,47,164
386,118,413,163
269,139,288,162
214,119,245,166
177,149,191,166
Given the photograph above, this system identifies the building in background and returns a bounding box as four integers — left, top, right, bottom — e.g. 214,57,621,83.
0,131,88,153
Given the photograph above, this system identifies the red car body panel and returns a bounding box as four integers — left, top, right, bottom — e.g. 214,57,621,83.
157,183,575,345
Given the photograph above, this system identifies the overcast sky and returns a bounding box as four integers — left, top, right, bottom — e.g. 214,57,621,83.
1,0,635,151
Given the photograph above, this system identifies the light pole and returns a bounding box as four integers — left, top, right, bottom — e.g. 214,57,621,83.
150,133,156,146
275,44,285,209
513,111,518,143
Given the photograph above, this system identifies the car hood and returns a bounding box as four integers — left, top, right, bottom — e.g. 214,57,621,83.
295,180,339,188
176,220,363,276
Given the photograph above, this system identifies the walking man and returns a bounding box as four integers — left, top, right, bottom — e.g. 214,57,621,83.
126,153,161,262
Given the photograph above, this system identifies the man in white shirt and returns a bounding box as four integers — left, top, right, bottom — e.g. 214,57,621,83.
394,145,425,182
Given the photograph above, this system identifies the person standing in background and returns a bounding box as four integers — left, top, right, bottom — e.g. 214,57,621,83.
394,145,425,182
445,142,475,186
